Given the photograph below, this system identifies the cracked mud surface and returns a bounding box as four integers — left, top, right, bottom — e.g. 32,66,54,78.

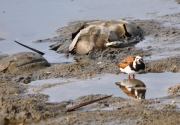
1,12,180,124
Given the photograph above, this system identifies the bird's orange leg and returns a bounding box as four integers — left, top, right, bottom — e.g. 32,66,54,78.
128,74,131,79
133,74,135,79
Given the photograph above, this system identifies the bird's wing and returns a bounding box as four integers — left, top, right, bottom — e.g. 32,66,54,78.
117,56,135,69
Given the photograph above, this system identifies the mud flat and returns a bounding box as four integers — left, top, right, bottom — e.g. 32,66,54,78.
0,15,180,124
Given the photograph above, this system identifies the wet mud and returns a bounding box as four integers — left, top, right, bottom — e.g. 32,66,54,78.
1,12,180,124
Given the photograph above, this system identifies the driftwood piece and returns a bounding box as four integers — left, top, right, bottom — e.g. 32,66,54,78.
67,94,113,112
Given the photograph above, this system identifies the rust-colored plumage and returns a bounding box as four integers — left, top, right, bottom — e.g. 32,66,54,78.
119,85,137,98
116,55,145,79
116,56,135,69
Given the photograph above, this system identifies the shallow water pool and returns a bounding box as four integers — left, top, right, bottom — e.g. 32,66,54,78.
29,72,180,102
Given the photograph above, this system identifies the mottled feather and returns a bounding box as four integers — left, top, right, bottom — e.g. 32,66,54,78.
116,56,135,69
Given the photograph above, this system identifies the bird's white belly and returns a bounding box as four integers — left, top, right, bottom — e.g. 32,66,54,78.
120,66,136,74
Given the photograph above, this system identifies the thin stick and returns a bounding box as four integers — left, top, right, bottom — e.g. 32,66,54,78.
67,94,113,112
14,40,45,55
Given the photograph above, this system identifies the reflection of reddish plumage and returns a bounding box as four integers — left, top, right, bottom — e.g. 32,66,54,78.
119,85,137,98
116,79,146,99
116,56,145,79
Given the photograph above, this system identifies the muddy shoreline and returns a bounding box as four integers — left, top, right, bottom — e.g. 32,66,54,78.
1,13,180,124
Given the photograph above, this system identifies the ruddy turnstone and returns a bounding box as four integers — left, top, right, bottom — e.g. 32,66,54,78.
116,56,145,79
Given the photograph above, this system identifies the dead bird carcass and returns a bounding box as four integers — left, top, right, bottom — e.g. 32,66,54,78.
69,26,120,54
72,20,142,39
69,20,143,54
0,41,50,74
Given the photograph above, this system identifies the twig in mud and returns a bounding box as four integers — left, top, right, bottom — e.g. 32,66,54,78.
67,94,113,112
14,40,45,55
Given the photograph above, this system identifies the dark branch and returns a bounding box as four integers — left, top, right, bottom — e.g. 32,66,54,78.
67,94,113,112
14,40,45,55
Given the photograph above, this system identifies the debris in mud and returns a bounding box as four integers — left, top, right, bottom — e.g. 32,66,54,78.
67,94,113,112
15,40,45,55
0,52,50,74
69,20,143,55
71,20,142,40
0,41,50,75
69,25,120,54
34,20,145,55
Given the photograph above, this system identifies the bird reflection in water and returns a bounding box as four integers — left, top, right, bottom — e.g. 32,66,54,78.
116,79,146,99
